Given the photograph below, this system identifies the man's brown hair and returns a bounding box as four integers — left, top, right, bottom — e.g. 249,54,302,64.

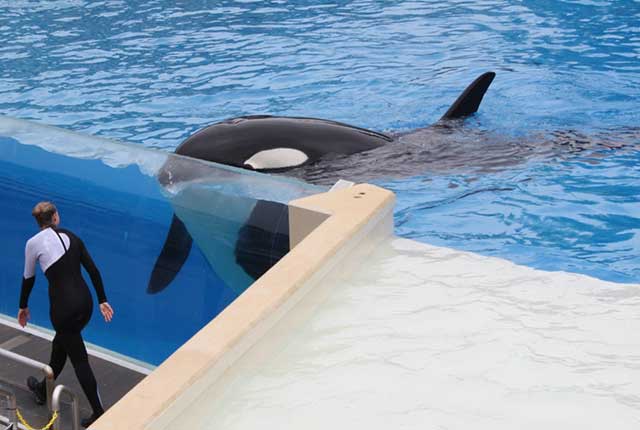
32,201,57,228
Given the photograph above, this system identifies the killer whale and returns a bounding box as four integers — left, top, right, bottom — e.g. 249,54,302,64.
148,72,496,294
171,72,495,171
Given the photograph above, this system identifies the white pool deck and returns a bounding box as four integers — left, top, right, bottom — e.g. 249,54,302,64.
158,238,640,429
94,183,640,430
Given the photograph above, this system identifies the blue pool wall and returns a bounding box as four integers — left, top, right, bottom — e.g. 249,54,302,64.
0,120,320,365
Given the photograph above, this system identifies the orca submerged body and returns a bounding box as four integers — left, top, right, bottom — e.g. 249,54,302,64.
149,72,496,294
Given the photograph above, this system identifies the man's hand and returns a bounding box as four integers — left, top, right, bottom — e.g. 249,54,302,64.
100,302,114,323
18,308,30,328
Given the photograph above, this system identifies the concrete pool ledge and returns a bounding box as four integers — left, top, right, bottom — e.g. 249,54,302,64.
92,183,395,430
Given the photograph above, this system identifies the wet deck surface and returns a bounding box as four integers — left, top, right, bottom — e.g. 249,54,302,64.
0,323,147,429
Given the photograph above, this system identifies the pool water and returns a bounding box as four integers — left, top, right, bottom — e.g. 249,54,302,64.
390,151,640,284
0,1,638,283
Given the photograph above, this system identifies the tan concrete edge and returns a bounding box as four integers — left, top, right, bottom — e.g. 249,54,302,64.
92,183,395,430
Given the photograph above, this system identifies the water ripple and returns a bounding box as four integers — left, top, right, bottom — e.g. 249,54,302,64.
0,0,639,281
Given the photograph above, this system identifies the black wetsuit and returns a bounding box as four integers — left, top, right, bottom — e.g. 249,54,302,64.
20,227,105,416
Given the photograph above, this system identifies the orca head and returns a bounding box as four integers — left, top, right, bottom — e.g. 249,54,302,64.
243,147,309,171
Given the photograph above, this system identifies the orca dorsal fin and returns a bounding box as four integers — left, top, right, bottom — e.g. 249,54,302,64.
440,72,496,120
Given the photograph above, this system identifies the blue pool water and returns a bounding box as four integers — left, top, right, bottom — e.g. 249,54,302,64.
0,0,639,358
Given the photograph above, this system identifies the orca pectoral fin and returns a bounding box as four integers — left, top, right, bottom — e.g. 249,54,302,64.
147,214,193,294
440,71,496,121
235,200,290,280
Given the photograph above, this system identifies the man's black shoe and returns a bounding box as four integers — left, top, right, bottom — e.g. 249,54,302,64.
81,411,103,428
26,376,46,405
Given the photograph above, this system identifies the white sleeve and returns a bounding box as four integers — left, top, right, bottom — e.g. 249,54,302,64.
23,240,37,279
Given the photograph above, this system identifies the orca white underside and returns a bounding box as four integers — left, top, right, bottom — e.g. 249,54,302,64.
244,148,308,170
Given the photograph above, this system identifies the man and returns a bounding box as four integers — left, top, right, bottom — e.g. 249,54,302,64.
18,201,114,428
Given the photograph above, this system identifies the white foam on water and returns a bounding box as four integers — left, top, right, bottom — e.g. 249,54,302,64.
161,237,640,430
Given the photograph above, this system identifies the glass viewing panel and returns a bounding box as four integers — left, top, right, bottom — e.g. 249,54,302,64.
0,117,322,366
